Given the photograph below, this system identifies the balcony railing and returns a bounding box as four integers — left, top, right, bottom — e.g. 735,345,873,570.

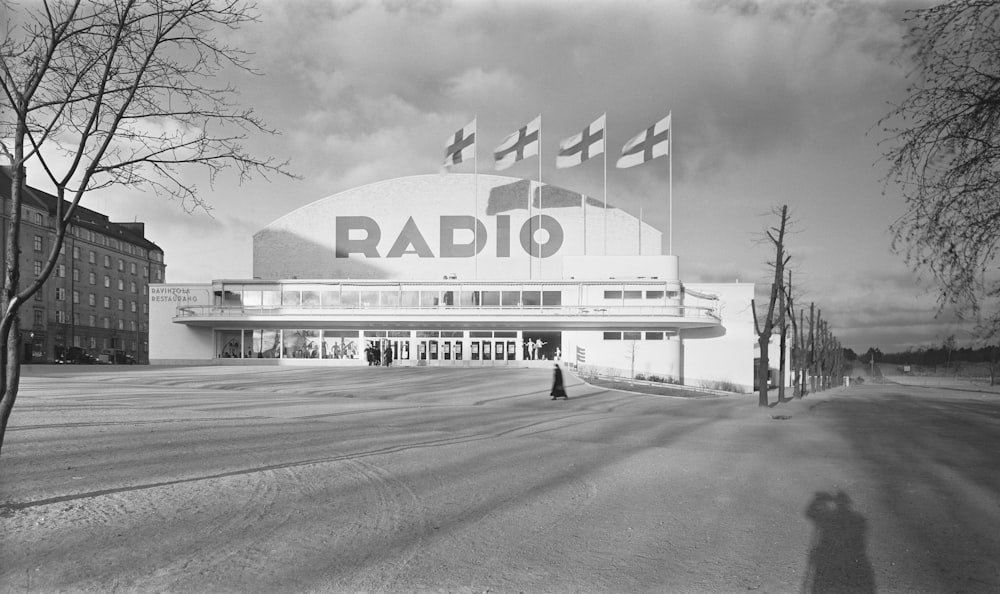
175,303,721,321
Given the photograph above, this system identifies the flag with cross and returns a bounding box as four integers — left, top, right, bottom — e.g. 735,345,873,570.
443,119,476,168
494,115,540,171
616,113,670,169
556,114,606,168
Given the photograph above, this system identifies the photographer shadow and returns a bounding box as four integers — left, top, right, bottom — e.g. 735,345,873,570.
802,490,876,594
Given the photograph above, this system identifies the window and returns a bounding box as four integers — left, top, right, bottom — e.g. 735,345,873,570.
56,264,65,278
103,275,110,288
103,317,110,329
73,290,80,304
89,251,96,264
103,255,111,267
117,259,124,272
623,331,642,340
55,288,66,301
130,300,136,313
117,298,124,311
89,272,96,285
103,296,110,308
646,291,665,300
117,319,124,330
34,309,43,325
88,315,96,327
143,266,149,278
603,332,622,340
88,294,96,307
33,235,42,251
603,290,622,299
624,291,643,299
56,310,67,323
154,269,162,282
72,268,80,282
34,212,44,225
73,313,80,325
33,261,42,276
130,281,137,293
117,279,124,291
88,337,96,349
646,332,664,340
130,262,136,274
73,246,80,260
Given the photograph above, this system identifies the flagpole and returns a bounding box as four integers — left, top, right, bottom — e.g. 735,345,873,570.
669,111,673,256
538,113,543,280
604,111,608,256
474,115,479,279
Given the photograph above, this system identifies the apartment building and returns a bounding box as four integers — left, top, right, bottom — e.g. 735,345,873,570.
1,166,165,363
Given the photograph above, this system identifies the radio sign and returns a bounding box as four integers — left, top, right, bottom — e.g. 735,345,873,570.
335,214,564,259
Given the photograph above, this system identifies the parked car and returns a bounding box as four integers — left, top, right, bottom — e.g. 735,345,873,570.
61,347,96,364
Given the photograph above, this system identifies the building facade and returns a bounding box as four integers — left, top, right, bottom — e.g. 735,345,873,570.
1,167,166,364
150,174,757,390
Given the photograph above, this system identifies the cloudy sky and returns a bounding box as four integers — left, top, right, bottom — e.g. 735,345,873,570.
32,0,974,353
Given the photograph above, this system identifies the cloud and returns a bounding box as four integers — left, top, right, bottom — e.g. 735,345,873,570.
11,0,953,352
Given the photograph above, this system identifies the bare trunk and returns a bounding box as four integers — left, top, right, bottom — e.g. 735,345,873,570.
0,320,21,456
1,158,25,457
778,272,787,402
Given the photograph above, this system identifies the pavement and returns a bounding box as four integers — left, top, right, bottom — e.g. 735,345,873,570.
1,366,998,593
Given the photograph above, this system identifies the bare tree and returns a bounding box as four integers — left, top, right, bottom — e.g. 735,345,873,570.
880,1,1000,333
752,205,790,408
0,0,293,455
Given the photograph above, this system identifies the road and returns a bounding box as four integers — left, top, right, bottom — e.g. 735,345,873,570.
2,366,998,593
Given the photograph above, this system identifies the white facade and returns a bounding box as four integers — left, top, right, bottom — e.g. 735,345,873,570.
150,174,757,391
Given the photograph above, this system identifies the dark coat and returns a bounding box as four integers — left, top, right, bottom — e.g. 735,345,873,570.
551,366,567,398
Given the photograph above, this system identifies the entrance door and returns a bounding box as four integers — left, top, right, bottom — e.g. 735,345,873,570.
442,340,452,361
494,341,505,361
482,341,492,361
454,341,463,361
418,341,427,361
429,340,439,361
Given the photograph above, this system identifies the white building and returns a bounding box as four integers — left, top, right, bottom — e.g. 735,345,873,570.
150,174,756,391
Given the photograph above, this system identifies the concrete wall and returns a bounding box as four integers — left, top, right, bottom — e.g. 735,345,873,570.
683,283,756,390
148,284,215,363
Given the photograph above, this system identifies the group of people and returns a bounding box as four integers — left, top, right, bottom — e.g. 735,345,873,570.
365,342,394,366
523,338,548,360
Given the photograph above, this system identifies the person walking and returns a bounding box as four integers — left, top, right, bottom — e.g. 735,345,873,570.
550,363,568,400
383,344,393,367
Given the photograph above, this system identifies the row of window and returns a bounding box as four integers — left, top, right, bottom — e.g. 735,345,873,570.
23,207,160,261
603,331,672,341
51,289,145,312
37,307,145,331
227,288,565,308
37,262,154,292
32,234,162,276
70,335,143,353
602,290,679,300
